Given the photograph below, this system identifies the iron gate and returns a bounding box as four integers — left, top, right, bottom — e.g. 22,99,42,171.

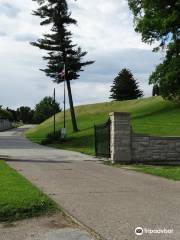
94,119,111,158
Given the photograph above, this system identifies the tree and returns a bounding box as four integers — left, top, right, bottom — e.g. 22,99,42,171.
152,85,160,96
32,0,94,132
128,0,180,100
17,106,34,124
33,96,61,124
110,69,143,101
6,108,18,122
0,106,13,121
149,43,180,100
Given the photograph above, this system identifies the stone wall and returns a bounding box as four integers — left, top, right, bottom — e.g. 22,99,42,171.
0,119,11,131
110,112,180,164
132,135,180,164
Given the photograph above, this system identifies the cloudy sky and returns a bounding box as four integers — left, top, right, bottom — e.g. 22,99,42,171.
0,0,162,109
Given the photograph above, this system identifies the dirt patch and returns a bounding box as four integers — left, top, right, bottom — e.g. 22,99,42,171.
0,212,77,240
44,213,75,229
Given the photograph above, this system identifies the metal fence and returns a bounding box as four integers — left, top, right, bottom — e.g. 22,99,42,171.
0,119,11,131
94,119,111,158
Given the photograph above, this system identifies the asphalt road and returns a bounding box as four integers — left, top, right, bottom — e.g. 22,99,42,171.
0,125,94,162
1,126,180,240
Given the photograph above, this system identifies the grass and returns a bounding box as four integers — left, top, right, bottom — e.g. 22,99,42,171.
0,160,57,222
26,96,180,155
105,162,180,181
132,165,180,181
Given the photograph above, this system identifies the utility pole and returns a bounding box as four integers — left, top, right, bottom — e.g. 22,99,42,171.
53,88,56,134
64,64,66,129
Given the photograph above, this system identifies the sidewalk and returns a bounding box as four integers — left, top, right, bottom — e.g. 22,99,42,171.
7,159,180,240
1,127,180,240
0,213,94,240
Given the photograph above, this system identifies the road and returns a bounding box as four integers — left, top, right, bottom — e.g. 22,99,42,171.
0,125,94,162
0,126,180,240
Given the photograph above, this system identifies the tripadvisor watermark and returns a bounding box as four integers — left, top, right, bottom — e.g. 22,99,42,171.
135,227,174,236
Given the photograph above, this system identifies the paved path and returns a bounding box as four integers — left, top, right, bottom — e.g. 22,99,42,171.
0,213,93,240
1,127,180,240
0,126,94,162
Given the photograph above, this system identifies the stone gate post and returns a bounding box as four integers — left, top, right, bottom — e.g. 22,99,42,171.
109,112,132,163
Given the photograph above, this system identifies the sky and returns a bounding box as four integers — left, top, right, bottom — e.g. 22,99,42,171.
0,0,162,109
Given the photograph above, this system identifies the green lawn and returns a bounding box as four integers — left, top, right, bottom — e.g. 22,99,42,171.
132,165,180,180
105,162,180,181
26,96,180,155
0,161,57,222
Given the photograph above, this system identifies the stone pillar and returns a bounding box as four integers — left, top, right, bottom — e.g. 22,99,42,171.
109,112,132,163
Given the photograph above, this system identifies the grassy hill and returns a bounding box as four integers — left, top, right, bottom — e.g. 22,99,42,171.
26,97,180,155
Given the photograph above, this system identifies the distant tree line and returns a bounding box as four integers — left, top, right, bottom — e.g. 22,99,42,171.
0,97,61,124
0,106,12,121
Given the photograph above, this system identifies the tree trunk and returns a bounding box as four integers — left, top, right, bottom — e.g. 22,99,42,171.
66,79,78,132
172,29,178,57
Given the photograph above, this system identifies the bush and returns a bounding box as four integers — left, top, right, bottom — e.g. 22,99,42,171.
41,130,62,145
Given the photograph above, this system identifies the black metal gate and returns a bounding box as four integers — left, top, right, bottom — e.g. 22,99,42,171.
94,119,111,158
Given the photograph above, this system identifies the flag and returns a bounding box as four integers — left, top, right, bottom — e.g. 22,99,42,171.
59,65,65,78
59,68,65,77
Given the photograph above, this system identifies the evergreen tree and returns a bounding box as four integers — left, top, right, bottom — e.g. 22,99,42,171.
32,0,94,132
110,69,143,101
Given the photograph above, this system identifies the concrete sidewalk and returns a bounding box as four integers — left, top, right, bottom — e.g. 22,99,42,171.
7,158,180,240
0,213,94,240
1,127,180,239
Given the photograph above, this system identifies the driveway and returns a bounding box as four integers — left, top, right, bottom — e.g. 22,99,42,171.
0,125,94,162
0,126,180,240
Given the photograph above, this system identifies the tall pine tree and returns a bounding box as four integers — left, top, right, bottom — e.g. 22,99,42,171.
32,0,94,132
110,69,143,101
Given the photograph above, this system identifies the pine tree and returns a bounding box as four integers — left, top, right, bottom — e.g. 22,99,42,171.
31,0,94,132
110,69,143,101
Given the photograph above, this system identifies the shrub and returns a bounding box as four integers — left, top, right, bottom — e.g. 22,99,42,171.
41,130,62,145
